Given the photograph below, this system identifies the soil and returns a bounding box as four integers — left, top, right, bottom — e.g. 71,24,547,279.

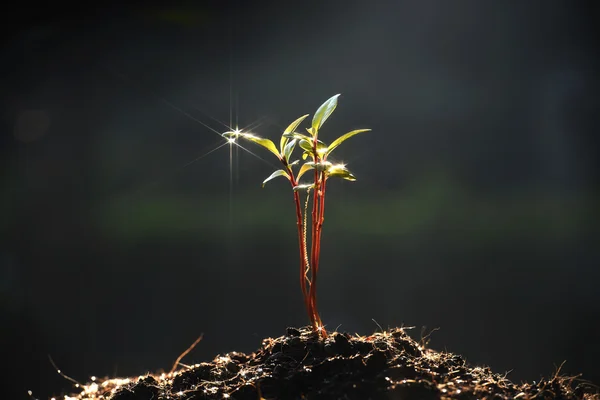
61,326,598,400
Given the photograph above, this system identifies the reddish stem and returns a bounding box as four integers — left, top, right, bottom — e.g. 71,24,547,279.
284,161,313,328
315,171,327,328
308,166,319,332
292,190,312,324
308,139,327,337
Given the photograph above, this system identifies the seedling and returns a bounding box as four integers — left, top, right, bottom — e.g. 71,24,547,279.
222,94,370,337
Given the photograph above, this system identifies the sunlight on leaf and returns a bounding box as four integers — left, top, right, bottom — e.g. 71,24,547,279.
284,114,310,135
262,169,290,187
299,138,327,155
242,134,281,159
325,129,371,157
311,94,340,134
299,139,313,153
283,139,297,162
281,114,310,152
297,163,314,180
305,160,332,172
326,164,356,181
293,183,315,192
282,132,312,142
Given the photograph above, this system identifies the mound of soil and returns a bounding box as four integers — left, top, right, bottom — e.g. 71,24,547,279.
63,327,598,400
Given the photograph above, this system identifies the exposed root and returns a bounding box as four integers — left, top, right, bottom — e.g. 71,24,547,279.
169,334,204,375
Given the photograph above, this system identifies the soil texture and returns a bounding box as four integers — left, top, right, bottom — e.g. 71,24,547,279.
61,327,599,400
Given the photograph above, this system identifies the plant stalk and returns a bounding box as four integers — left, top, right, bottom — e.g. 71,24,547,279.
285,161,313,327
315,170,327,327
309,139,327,337
293,190,313,324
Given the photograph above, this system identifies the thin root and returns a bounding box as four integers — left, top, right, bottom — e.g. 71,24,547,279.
48,355,83,387
170,334,204,374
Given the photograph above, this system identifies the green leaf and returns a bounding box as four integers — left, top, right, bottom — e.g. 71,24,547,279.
326,164,356,181
297,163,314,180
282,132,312,142
299,139,313,153
299,138,327,155
325,129,371,157
289,159,300,166
281,114,310,152
280,136,287,155
302,151,310,160
284,114,310,135
262,169,290,187
305,160,332,172
283,139,297,162
311,94,340,133
241,134,281,159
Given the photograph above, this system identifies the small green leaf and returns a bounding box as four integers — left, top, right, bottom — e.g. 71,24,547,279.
241,134,281,159
299,138,327,155
325,129,371,157
305,160,332,172
284,114,310,135
299,139,313,153
283,139,297,162
289,159,300,166
282,132,312,142
302,151,310,160
262,169,290,187
340,173,357,181
280,137,287,155
297,163,314,180
281,114,309,152
326,164,356,181
311,94,340,133
292,183,315,192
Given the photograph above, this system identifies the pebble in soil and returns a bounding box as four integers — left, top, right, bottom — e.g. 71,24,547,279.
62,326,599,400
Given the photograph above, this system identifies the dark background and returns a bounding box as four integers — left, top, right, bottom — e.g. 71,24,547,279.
1,1,599,399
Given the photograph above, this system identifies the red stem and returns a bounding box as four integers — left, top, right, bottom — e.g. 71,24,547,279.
293,190,312,324
284,161,313,328
313,170,327,331
308,139,327,337
309,166,319,332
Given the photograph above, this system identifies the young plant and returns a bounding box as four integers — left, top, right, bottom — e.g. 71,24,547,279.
222,94,370,337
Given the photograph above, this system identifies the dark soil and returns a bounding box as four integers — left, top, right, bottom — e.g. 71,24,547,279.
63,327,598,400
